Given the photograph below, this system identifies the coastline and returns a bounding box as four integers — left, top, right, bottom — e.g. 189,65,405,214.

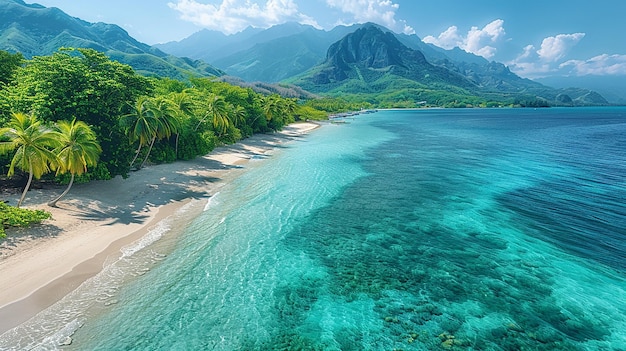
0,122,320,335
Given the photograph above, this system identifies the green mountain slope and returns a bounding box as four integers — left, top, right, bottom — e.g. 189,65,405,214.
212,28,332,82
156,22,359,82
0,0,223,80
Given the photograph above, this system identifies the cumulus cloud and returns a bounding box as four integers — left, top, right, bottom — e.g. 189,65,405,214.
508,32,587,78
537,33,585,62
422,19,505,59
422,26,462,49
168,0,320,34
560,54,626,75
325,0,415,35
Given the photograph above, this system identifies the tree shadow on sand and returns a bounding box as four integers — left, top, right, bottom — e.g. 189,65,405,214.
1,133,303,246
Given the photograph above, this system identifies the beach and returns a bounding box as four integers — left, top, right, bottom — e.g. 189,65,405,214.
0,122,320,335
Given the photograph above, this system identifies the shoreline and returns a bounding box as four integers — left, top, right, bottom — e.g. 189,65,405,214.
0,122,320,335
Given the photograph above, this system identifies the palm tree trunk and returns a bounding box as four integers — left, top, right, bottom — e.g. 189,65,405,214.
139,137,156,169
17,163,34,208
129,143,143,168
48,173,75,207
194,118,206,131
175,133,179,159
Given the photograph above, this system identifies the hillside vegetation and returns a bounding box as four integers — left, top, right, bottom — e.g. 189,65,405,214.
0,0,224,80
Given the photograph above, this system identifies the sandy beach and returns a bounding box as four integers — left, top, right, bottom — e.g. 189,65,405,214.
0,122,319,335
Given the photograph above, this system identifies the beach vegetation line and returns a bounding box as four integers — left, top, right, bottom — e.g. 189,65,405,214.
0,47,365,234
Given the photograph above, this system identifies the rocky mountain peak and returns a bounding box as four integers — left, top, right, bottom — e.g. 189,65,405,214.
326,24,425,70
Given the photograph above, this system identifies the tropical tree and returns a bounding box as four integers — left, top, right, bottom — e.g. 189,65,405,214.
230,104,247,128
195,94,231,135
4,48,150,178
0,50,23,85
168,91,195,156
121,96,155,169
262,94,295,130
139,96,179,168
283,98,297,120
0,112,60,207
261,94,282,122
48,118,101,207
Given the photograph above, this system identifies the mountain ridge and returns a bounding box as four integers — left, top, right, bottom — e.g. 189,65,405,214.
287,24,608,107
0,0,224,79
157,20,609,106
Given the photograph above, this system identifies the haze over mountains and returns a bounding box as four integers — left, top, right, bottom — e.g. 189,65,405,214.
0,0,614,106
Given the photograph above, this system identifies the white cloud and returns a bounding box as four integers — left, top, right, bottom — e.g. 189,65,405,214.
422,26,462,49
168,0,320,34
560,54,626,75
325,0,415,35
423,19,505,59
508,32,587,78
537,33,585,62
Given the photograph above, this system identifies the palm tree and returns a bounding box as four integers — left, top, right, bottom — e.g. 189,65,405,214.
0,112,60,207
261,94,282,122
48,118,101,207
230,104,247,128
121,96,156,169
168,91,194,157
138,96,179,169
195,94,231,135
283,98,297,122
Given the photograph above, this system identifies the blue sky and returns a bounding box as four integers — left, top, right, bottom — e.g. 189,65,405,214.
32,0,626,79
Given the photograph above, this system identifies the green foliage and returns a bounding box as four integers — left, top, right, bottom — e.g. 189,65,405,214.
304,97,371,113
0,47,335,199
0,112,61,207
48,118,102,206
0,50,23,85
3,48,151,178
294,105,328,120
0,202,51,238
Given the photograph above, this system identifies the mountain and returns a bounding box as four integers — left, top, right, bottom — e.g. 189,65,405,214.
211,26,348,82
536,75,626,105
158,22,608,106
155,27,260,63
288,24,608,106
155,21,504,84
298,25,473,88
155,22,357,82
0,0,223,80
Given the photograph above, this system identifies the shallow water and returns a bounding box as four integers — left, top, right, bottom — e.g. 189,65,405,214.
3,108,626,350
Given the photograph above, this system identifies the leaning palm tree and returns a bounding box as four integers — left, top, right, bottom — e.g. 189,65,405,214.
283,98,297,122
120,96,158,169
195,94,231,135
168,91,194,157
138,96,180,169
48,118,101,207
230,104,247,128
0,112,60,207
261,94,281,122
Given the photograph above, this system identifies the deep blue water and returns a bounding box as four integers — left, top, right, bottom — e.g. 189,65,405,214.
2,108,625,350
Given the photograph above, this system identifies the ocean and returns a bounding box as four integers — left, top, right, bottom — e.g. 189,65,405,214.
2,108,626,350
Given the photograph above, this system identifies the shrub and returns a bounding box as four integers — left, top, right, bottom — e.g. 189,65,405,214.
0,202,51,238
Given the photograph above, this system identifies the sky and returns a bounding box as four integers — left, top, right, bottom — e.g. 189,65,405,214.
31,0,626,80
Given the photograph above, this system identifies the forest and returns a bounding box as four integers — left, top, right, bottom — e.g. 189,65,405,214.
0,48,363,236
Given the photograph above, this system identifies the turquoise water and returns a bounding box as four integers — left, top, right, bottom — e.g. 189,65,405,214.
3,108,626,350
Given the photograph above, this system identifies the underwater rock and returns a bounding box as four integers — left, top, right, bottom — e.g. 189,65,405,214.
59,336,72,346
